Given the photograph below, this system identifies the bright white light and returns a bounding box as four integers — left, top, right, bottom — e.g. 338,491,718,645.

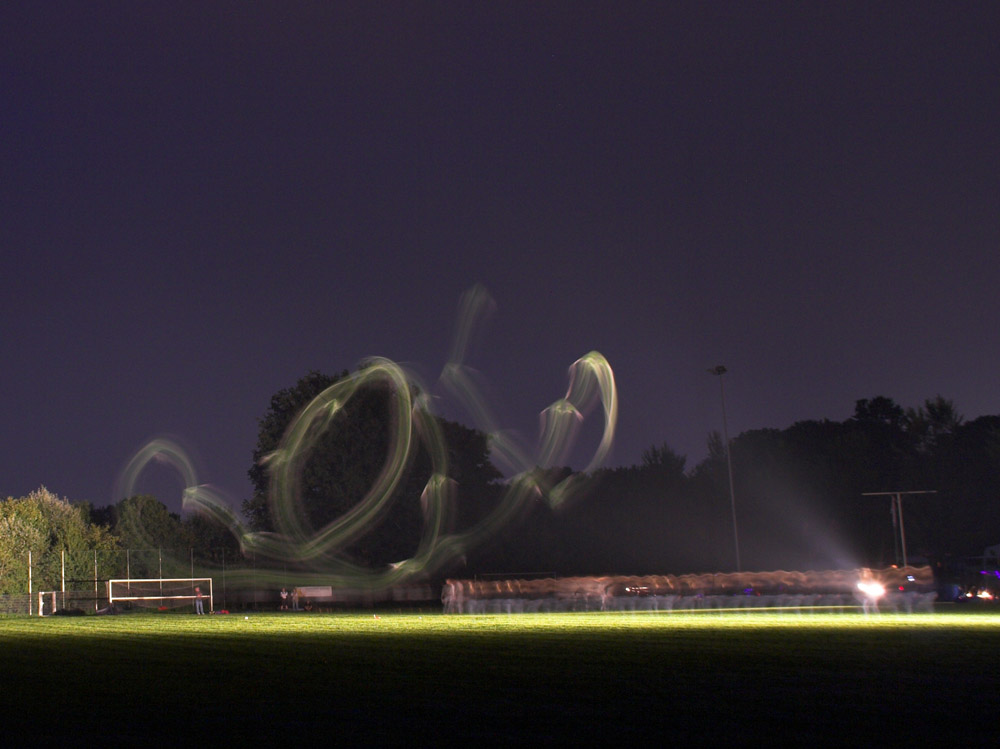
857,581,885,599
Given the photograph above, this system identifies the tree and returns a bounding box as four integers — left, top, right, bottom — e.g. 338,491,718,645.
111,495,190,550
852,396,906,428
0,494,46,592
182,512,242,566
641,442,687,477
0,488,118,595
244,371,347,532
243,369,501,569
907,395,964,454
98,494,209,578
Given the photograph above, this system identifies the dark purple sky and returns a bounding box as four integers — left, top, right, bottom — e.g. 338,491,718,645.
3,3,998,514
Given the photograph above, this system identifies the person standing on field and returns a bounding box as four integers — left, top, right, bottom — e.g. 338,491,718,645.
194,586,205,615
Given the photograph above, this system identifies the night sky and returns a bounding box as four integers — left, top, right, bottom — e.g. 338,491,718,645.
3,3,999,514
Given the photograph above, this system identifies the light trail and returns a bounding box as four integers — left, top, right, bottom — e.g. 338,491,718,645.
117,286,618,589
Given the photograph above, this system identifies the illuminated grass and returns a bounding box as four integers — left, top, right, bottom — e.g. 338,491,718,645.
2,609,998,742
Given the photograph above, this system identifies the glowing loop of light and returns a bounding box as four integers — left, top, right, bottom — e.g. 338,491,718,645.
118,286,618,590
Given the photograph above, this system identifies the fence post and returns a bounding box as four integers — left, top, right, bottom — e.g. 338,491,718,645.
28,550,33,616
222,547,227,610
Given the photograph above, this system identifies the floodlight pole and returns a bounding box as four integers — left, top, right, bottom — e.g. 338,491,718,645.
709,365,741,572
862,490,937,567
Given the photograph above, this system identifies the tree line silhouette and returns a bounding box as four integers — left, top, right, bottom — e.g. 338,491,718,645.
7,383,995,598
462,396,1000,578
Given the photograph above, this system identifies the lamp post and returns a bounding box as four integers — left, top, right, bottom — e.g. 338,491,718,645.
708,365,741,572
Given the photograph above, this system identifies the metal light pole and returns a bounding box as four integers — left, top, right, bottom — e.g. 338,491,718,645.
708,365,741,572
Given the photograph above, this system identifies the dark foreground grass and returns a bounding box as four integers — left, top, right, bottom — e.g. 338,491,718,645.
2,608,998,745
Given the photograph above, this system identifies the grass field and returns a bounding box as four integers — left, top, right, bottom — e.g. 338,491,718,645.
2,607,998,744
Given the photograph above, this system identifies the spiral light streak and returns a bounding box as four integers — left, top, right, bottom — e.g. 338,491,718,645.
117,286,619,590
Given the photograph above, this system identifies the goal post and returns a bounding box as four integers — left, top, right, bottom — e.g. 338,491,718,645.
38,591,57,617
107,578,214,613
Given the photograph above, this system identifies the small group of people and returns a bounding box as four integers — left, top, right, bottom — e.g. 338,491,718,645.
279,586,304,611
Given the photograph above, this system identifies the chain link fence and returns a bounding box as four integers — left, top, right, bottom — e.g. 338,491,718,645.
3,547,441,615
1,547,247,615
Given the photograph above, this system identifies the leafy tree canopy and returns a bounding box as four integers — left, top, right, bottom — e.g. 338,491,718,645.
0,487,117,594
852,396,906,427
109,494,191,551
641,442,687,477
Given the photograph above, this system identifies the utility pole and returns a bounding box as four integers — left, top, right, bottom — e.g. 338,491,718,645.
862,490,937,567
708,365,741,572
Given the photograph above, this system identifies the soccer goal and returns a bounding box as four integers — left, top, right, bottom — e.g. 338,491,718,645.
107,578,213,613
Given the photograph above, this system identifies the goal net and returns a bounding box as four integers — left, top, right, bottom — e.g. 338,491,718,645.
107,578,213,612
